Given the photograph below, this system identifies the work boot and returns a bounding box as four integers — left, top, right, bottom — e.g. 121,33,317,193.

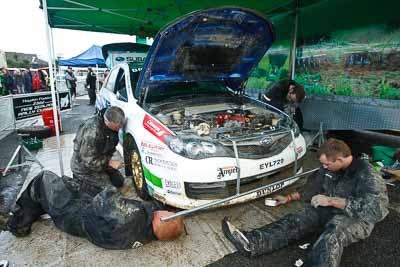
0,213,9,232
7,208,33,237
221,217,251,257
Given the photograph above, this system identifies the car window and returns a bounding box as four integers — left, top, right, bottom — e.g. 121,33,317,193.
104,68,119,93
115,69,128,102
130,69,140,98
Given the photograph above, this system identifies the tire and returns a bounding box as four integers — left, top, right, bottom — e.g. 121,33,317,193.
124,136,151,200
17,126,52,139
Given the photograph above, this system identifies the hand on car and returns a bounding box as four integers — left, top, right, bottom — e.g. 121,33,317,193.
109,159,123,169
311,194,331,208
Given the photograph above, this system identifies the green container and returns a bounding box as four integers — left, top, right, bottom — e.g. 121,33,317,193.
371,146,396,166
23,138,43,151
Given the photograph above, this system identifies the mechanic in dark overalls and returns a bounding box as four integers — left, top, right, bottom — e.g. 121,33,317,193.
7,170,184,249
222,138,389,267
68,106,125,196
260,79,306,129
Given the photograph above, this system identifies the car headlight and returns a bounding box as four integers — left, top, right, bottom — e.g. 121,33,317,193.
166,136,233,159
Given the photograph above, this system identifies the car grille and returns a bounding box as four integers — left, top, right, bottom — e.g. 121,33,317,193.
185,159,303,200
225,133,292,159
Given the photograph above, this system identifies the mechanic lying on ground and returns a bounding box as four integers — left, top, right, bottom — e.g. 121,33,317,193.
222,138,389,267
67,106,126,197
7,170,184,249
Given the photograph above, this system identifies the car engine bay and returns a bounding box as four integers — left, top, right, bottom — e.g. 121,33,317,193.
148,96,290,140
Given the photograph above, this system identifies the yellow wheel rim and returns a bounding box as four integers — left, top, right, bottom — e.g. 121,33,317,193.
131,151,143,189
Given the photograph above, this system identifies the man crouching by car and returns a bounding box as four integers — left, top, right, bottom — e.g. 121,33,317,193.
67,106,126,197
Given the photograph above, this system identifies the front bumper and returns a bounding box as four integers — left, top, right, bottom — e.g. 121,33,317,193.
154,160,304,209
185,158,304,199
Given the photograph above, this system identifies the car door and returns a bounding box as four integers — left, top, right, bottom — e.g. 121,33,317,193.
108,65,143,139
109,66,130,110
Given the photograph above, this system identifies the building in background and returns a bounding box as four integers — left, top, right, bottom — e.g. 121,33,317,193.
0,49,6,68
4,52,48,69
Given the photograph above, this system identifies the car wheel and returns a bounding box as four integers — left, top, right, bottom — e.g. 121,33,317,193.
124,136,151,200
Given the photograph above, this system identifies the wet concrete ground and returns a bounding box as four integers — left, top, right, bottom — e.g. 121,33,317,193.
0,96,399,266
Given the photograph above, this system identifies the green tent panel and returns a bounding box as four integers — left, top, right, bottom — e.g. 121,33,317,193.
42,0,400,42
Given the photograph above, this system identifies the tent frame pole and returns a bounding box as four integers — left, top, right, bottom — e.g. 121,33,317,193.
289,0,299,80
49,27,63,131
42,0,64,177
96,64,99,93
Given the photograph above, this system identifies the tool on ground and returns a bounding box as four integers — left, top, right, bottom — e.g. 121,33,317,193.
298,243,311,250
265,198,278,206
295,259,304,267
160,167,319,221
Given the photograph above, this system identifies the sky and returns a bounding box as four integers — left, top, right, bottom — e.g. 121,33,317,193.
0,0,138,60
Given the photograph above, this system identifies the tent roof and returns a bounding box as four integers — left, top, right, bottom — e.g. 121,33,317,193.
42,0,400,43
58,44,106,67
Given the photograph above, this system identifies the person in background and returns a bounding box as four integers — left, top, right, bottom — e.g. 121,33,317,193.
86,67,97,105
99,69,110,88
23,69,33,94
0,68,5,95
3,69,14,95
222,138,388,267
65,67,78,105
260,79,306,129
14,70,25,94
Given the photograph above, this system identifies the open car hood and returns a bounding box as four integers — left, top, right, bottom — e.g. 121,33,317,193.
136,7,275,95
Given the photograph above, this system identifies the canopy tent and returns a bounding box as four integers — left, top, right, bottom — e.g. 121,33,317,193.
41,0,400,43
58,44,106,67
39,0,400,176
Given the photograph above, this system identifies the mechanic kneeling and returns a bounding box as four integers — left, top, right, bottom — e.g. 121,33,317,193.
7,170,184,249
222,138,388,267
67,106,126,196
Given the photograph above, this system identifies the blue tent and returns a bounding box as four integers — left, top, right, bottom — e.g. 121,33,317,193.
58,45,106,67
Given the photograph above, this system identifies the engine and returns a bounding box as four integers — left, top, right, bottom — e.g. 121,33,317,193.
152,102,282,139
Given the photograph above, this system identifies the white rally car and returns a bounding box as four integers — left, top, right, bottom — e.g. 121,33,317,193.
98,7,306,209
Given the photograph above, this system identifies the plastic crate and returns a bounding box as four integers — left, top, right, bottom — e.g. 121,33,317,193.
371,146,396,166
23,138,43,151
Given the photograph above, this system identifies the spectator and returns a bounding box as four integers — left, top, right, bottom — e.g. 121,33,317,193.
65,67,78,106
3,69,14,95
86,67,97,105
23,69,33,94
0,68,5,95
99,69,109,88
14,70,25,94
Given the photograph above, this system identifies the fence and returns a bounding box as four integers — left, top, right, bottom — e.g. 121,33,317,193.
0,90,72,134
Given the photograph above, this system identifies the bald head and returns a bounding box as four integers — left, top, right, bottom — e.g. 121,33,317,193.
152,210,184,241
